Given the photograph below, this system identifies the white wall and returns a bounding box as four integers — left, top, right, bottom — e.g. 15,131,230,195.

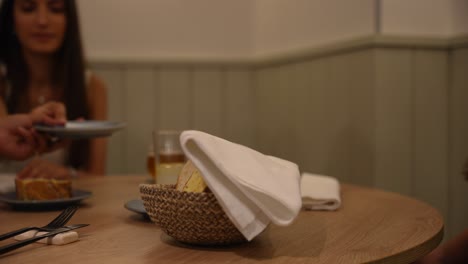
452,0,468,35
381,0,468,36
77,0,467,60
253,0,375,56
78,0,376,60
77,0,254,60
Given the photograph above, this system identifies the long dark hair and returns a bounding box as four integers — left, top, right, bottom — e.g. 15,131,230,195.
0,0,90,169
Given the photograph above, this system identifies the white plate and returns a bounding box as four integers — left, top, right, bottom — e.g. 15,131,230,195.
35,121,126,139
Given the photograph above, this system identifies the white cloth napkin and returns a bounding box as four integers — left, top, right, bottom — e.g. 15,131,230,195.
0,174,15,194
180,131,302,241
301,172,341,210
14,230,79,245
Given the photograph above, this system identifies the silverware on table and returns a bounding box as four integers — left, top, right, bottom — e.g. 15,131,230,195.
0,206,78,241
0,224,89,255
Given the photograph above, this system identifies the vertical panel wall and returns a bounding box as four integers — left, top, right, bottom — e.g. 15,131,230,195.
92,65,126,174
449,47,468,238
347,51,375,187
374,49,413,195
157,68,192,131
225,69,256,148
123,68,158,173
252,39,465,240
192,69,224,136
255,64,298,163
92,64,255,175
412,50,449,222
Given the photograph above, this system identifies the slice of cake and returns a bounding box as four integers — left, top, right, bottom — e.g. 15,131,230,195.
15,178,72,200
176,160,208,193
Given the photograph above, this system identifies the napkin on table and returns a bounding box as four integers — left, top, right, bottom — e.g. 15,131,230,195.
301,172,341,210
180,131,302,241
0,174,15,194
14,230,79,245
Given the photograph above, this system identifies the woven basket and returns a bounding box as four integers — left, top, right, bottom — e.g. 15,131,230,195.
139,184,247,246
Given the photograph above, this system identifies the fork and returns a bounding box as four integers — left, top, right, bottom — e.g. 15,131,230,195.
0,206,78,241
0,224,89,255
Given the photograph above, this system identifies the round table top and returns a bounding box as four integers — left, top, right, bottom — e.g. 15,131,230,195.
0,175,444,263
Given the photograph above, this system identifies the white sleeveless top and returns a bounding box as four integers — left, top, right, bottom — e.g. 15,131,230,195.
0,68,92,173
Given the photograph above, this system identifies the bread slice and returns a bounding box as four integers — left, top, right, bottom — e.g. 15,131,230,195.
15,178,72,200
176,160,208,193
182,169,207,193
176,160,198,190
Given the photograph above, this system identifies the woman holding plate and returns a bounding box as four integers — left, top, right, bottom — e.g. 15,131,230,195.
0,101,66,161
0,0,108,178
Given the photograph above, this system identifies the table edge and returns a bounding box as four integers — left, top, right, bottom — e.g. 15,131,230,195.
369,224,444,264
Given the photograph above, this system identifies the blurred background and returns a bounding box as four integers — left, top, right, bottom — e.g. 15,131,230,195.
77,0,468,240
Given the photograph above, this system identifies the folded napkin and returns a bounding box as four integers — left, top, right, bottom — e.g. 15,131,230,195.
301,172,341,210
0,174,15,194
14,230,79,245
180,131,302,241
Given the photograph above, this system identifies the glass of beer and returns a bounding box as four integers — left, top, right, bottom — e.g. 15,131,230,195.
153,130,185,184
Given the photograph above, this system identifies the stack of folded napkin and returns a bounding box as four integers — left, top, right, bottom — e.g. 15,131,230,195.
180,131,302,241
300,172,341,211
0,174,14,194
15,230,79,245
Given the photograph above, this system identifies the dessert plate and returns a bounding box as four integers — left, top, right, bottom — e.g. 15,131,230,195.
35,121,126,139
124,199,147,216
0,189,92,210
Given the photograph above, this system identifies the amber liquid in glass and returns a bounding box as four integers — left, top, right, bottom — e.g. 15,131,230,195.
146,152,156,181
159,153,185,163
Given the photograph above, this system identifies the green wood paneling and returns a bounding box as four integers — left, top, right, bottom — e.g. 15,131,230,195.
412,50,449,221
255,65,296,161
449,48,468,238
92,66,126,175
192,69,223,136
374,49,413,195
157,68,192,130
347,50,375,187
224,70,255,148
124,68,157,174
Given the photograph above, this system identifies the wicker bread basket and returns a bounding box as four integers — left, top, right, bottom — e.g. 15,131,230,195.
139,184,247,246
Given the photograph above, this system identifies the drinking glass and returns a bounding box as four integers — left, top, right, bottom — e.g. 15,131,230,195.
146,144,156,181
153,130,185,184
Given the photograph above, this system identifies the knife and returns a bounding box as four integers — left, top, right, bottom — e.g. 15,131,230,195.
0,224,89,255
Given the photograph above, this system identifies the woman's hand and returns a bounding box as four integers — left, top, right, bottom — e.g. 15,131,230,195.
0,114,37,160
30,101,70,154
30,101,67,125
16,158,71,180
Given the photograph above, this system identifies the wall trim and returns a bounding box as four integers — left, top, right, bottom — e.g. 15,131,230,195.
89,34,468,68
254,34,467,68
450,35,468,49
89,55,255,68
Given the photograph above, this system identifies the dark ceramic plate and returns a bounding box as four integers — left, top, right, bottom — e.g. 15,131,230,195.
124,199,147,215
35,121,126,139
0,189,92,210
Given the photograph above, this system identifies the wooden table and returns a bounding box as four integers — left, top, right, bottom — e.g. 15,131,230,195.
0,175,443,263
